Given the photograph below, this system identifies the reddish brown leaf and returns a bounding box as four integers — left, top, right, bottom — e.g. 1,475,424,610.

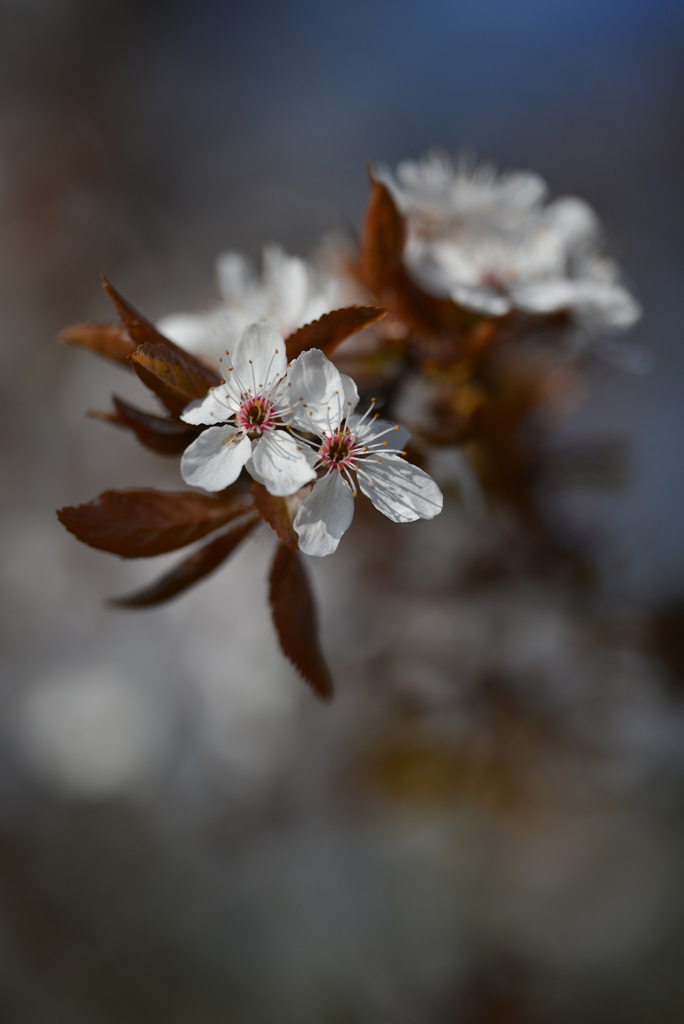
251,480,312,549
285,306,386,361
89,396,200,455
269,543,333,701
129,343,220,417
102,276,186,351
102,277,220,415
60,322,137,366
57,489,255,558
109,513,260,607
357,176,406,300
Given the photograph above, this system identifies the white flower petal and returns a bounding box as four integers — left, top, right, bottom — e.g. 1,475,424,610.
157,313,213,352
510,278,579,314
293,472,355,557
574,283,642,333
404,244,458,298
545,196,600,251
262,244,311,331
181,385,237,426
513,276,642,333
216,251,253,304
340,374,360,418
247,431,316,497
230,322,287,393
496,170,547,212
450,283,511,317
287,348,345,433
180,427,253,491
158,308,248,360
357,454,443,523
299,443,321,468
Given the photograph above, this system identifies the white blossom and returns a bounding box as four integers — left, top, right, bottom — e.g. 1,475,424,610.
286,349,443,557
376,152,641,335
158,243,349,362
180,323,315,496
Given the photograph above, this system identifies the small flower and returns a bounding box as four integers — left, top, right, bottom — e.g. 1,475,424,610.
286,349,443,556
180,322,316,496
157,243,351,362
377,152,641,335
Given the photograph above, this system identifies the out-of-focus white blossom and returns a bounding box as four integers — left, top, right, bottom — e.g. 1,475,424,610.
180,322,315,496
286,349,443,556
377,153,641,334
158,243,349,361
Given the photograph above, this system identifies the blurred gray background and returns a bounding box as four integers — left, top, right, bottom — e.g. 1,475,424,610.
1,1,684,1021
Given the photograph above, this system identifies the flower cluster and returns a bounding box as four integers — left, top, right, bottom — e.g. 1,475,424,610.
179,322,443,556
57,149,644,698
377,152,641,335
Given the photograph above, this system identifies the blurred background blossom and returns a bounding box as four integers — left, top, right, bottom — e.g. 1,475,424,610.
2,0,684,1020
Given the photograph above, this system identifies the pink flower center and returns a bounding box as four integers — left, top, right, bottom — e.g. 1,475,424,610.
236,396,276,436
319,430,358,471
